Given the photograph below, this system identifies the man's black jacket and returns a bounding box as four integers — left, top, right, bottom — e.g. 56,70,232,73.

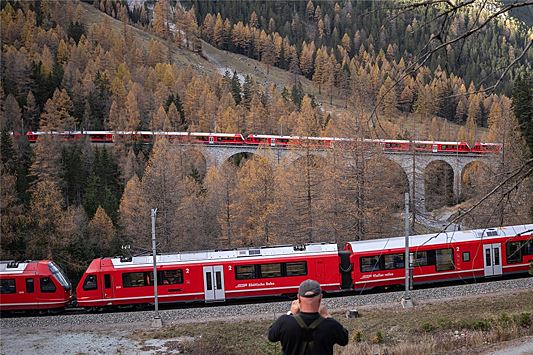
268,312,349,355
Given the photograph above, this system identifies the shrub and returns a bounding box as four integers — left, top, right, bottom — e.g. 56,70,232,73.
458,319,491,331
471,320,491,331
437,318,453,329
421,322,435,332
351,331,363,343
372,331,384,344
498,313,511,326
513,313,531,328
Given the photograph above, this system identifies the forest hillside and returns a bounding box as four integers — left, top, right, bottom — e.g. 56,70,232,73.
1,0,531,281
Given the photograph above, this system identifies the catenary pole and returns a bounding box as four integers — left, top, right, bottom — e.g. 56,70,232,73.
151,208,162,327
402,192,413,308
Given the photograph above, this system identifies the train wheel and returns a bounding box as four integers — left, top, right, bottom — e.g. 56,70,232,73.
86,307,99,313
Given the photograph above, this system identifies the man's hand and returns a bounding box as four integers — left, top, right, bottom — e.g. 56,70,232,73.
289,299,300,315
319,304,331,318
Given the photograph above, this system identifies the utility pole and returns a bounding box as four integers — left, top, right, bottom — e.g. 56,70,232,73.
411,113,417,231
151,208,163,328
401,192,414,308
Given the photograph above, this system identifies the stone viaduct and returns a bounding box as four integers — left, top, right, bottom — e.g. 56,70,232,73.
194,144,497,215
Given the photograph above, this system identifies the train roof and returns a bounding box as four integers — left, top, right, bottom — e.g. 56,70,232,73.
110,243,338,268
189,132,243,137
475,142,502,146
414,140,465,145
346,224,533,253
247,134,296,139
0,261,32,274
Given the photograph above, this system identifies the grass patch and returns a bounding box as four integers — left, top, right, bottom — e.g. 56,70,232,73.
130,288,533,354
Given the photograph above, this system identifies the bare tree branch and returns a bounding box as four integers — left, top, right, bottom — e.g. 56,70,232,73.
369,0,533,133
420,157,533,246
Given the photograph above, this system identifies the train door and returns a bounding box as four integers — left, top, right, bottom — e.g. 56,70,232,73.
24,274,36,307
483,243,503,277
432,144,438,153
102,273,114,301
271,138,276,147
203,265,225,302
209,136,214,144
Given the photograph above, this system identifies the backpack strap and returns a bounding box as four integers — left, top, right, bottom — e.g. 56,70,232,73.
293,314,325,355
308,316,325,330
293,313,308,328
293,314,325,329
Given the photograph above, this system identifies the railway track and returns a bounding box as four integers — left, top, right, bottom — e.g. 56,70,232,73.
2,276,532,329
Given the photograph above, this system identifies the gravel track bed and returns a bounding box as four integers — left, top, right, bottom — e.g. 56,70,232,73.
2,277,532,329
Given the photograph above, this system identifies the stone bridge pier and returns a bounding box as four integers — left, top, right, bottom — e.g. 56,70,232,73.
387,153,495,215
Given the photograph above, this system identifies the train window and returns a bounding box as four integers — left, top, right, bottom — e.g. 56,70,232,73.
49,262,71,291
285,262,307,276
0,279,16,294
26,278,34,293
462,252,471,262
506,241,523,263
360,256,382,272
158,270,183,285
206,272,212,290
235,265,257,280
40,277,56,293
260,263,282,278
215,272,222,290
412,251,429,267
383,254,404,270
527,241,533,255
83,274,98,290
436,249,454,271
123,272,147,287
104,274,111,289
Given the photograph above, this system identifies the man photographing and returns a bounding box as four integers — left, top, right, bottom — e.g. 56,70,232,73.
268,279,349,355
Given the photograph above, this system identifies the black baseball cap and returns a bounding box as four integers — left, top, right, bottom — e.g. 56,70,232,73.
298,279,322,298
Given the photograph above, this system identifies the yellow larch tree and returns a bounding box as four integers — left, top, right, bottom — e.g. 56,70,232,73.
39,88,76,131
87,206,116,257
118,174,150,250
231,152,277,246
28,179,68,259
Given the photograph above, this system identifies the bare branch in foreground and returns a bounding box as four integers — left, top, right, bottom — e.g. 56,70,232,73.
420,157,533,246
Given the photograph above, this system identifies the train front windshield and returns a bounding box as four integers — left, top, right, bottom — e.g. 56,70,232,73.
48,262,72,291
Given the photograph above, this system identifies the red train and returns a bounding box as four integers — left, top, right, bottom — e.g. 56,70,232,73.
1,224,531,312
76,244,340,308
74,224,532,309
18,131,501,154
346,225,533,290
0,260,72,312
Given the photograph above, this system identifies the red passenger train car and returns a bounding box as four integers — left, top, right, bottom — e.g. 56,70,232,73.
245,134,339,148
471,142,502,154
76,224,532,309
0,260,73,312
76,243,341,308
188,132,245,145
345,224,533,291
